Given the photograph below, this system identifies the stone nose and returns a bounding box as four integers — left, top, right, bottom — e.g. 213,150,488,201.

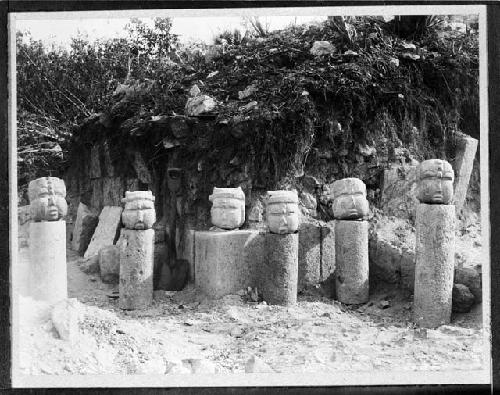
279,216,288,227
137,210,144,221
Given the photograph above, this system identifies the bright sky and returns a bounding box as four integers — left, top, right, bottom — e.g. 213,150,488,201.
16,16,328,48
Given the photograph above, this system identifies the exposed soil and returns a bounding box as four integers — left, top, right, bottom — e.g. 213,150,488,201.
16,233,486,376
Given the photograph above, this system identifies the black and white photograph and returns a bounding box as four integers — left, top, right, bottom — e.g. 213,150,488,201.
7,4,491,388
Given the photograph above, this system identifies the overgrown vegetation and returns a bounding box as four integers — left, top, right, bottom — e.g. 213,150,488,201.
17,15,479,203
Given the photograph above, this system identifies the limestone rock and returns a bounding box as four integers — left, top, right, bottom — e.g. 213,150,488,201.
380,164,419,220
51,298,81,342
185,94,217,116
98,245,120,284
245,355,275,373
84,206,122,258
452,284,474,313
310,41,336,56
454,266,482,303
72,202,99,255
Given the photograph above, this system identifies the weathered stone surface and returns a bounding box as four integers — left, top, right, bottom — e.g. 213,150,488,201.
261,233,298,306
245,355,275,373
119,228,154,310
452,284,474,313
71,202,98,255
133,152,152,184
454,266,482,303
195,230,264,298
380,164,418,220
102,177,125,207
29,221,67,303
413,204,455,328
185,94,217,116
320,222,335,282
369,238,403,284
331,178,369,220
298,223,321,290
335,220,369,304
79,255,99,274
209,187,245,230
84,206,122,258
453,133,478,211
28,177,67,222
89,144,101,179
18,205,31,225
266,190,300,234
416,159,454,204
310,41,336,56
99,245,120,284
51,298,81,342
121,190,156,230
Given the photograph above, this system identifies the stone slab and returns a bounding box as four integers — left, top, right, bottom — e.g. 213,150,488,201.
298,223,321,290
195,230,264,298
84,206,122,258
71,202,99,255
453,133,478,211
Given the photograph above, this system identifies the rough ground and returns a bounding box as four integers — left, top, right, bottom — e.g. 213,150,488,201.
16,233,485,376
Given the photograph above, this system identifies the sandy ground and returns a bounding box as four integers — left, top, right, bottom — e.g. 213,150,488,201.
15,239,486,376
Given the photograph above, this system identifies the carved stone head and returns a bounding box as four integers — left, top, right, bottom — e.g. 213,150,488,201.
417,159,454,204
331,178,369,220
209,187,245,230
28,177,67,221
121,191,156,230
266,190,300,234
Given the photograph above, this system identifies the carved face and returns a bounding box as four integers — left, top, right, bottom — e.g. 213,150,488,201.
209,187,245,230
331,178,369,220
122,191,156,230
28,177,67,221
417,159,454,204
266,191,300,234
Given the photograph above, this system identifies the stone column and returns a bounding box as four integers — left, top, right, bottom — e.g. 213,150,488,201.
413,159,456,328
331,178,370,304
119,228,155,309
413,204,455,327
262,233,299,306
335,220,369,304
29,221,67,303
119,191,156,310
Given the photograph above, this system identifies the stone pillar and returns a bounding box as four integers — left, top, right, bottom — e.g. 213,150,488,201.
261,233,298,306
413,204,455,328
453,133,478,212
335,220,369,304
29,221,67,303
118,228,154,310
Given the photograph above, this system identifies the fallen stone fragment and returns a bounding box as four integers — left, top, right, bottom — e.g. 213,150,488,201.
185,95,217,116
72,202,99,256
378,300,390,309
452,284,475,313
310,41,336,56
51,298,81,342
84,206,122,259
245,355,275,373
454,267,481,302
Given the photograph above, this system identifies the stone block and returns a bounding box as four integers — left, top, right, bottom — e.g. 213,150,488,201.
261,233,298,306
99,245,120,284
454,266,482,303
320,222,335,282
298,223,321,290
380,164,419,221
84,206,122,258
413,204,455,328
72,202,99,255
335,220,369,304
195,230,264,298
453,133,478,211
369,238,402,284
29,221,67,303
119,229,154,310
